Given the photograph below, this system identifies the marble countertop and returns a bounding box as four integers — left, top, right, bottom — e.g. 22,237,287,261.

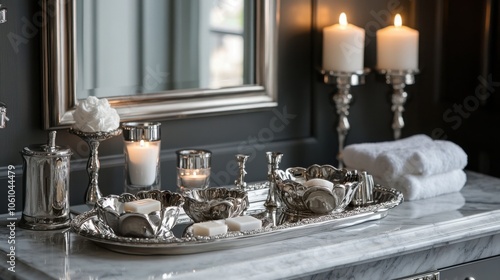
2,171,500,280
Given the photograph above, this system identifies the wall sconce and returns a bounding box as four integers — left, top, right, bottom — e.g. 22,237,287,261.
0,4,6,24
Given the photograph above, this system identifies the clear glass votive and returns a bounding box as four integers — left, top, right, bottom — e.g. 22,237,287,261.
122,122,161,194
176,149,211,193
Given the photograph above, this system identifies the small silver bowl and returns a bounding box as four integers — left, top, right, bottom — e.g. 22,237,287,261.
275,164,359,214
183,187,249,223
95,190,184,239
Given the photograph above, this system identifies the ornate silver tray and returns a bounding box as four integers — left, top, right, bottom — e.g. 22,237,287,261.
71,185,403,255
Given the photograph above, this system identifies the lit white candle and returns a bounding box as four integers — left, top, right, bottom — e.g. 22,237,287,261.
376,14,419,70
125,140,160,186
322,13,365,72
182,174,208,188
179,169,209,189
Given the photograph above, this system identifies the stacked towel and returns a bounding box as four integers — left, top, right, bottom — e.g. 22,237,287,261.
343,134,468,201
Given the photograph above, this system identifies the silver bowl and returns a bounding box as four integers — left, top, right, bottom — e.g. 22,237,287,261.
183,188,249,223
275,164,359,214
95,190,184,239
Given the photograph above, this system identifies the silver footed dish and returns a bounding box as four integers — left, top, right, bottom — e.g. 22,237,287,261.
274,164,360,214
95,190,184,239
183,187,250,223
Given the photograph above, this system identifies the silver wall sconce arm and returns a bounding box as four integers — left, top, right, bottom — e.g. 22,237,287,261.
0,102,9,128
0,4,6,24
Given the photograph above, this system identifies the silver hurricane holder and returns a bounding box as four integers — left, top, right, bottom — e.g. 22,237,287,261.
378,69,419,140
264,151,283,208
321,68,370,168
70,128,122,206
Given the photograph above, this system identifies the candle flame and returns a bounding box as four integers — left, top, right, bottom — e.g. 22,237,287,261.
394,14,402,27
339,13,347,26
139,139,145,147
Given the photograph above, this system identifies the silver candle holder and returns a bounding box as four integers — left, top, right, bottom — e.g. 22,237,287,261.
69,128,122,206
264,151,283,208
378,69,419,140
234,154,249,190
176,149,212,193
321,68,370,168
122,122,162,194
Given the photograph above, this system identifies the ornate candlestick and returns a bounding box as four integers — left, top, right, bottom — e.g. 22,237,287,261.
321,68,370,168
264,151,283,208
234,154,249,190
378,69,419,140
69,128,122,206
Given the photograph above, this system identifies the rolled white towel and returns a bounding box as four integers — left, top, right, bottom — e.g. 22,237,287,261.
374,169,467,201
342,134,433,172
373,140,468,179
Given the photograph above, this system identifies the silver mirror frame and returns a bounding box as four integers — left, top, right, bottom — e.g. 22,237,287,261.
42,0,279,129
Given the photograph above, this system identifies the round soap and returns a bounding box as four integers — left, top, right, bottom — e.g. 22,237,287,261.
304,178,334,191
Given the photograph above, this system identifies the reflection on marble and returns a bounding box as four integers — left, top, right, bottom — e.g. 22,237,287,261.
2,171,500,279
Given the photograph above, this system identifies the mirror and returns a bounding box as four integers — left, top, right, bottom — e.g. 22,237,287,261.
42,0,278,129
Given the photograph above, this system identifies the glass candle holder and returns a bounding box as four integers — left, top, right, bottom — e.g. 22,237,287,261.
176,149,211,193
122,122,161,194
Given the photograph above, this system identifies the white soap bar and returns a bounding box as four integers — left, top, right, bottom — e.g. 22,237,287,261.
304,178,334,191
193,221,228,236
123,199,161,214
225,216,262,232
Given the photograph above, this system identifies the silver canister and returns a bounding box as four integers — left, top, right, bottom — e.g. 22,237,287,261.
19,131,73,230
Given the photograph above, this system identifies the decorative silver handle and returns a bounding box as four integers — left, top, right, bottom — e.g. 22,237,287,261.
0,102,8,128
0,5,6,24
399,271,439,280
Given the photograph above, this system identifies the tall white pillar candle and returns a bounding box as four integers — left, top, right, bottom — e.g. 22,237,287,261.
322,13,365,72
125,140,160,186
376,14,419,70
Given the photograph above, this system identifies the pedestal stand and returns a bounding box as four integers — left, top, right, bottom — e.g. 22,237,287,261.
378,69,419,140
321,68,370,168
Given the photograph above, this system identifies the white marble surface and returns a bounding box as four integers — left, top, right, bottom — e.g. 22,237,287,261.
2,171,500,280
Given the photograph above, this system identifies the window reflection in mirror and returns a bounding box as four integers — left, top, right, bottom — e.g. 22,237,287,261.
76,0,254,99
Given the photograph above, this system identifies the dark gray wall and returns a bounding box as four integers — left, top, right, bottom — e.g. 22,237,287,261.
0,0,320,214
1,0,498,214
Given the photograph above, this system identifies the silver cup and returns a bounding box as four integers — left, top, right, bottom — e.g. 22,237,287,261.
176,149,211,193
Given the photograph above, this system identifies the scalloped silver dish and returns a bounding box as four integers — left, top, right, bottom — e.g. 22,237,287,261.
183,187,249,223
95,190,184,239
275,165,360,214
71,185,403,255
